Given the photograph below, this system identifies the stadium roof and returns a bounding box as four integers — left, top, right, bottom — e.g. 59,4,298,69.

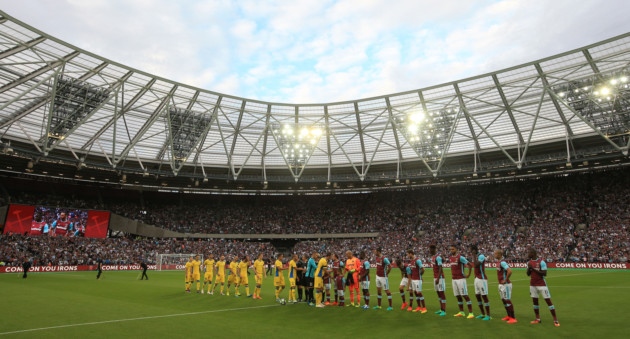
0,10,629,191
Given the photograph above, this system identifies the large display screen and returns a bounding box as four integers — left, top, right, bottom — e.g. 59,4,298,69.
2,204,110,238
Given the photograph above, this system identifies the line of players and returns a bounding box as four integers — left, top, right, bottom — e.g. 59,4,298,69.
183,243,560,327
184,253,266,299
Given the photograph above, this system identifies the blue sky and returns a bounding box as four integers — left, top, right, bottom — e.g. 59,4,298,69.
2,0,630,103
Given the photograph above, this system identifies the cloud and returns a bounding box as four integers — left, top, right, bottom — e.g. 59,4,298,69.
2,0,630,103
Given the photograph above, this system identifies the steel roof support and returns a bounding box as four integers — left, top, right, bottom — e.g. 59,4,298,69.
81,78,156,150
114,84,178,166
227,100,246,180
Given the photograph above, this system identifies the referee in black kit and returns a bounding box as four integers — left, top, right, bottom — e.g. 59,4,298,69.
22,257,32,279
96,258,103,280
140,261,149,280
296,254,306,302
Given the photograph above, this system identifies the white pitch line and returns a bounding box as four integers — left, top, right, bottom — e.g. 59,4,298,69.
0,304,278,336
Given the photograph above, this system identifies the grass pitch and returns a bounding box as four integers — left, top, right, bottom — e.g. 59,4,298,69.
0,269,627,338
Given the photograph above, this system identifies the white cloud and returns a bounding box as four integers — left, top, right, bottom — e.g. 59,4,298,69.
2,0,630,103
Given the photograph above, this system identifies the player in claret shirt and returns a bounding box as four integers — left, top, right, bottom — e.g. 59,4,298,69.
372,248,393,311
527,248,560,327
407,249,427,313
429,245,447,316
396,257,410,310
358,251,371,310
471,244,491,320
30,213,48,236
449,244,474,318
494,249,517,324
331,253,345,306
51,211,72,237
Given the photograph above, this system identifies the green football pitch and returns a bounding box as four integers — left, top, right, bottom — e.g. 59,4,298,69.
0,269,627,338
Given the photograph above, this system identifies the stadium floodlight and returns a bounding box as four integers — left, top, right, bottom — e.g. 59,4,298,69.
553,68,630,144
45,75,110,150
166,107,212,174
271,123,324,179
395,106,456,167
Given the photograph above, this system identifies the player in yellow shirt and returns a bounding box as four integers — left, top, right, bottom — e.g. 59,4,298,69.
288,254,299,303
184,256,194,293
227,256,240,296
274,254,285,301
213,255,227,295
314,252,331,307
237,255,251,297
192,255,202,293
253,253,265,299
203,254,215,295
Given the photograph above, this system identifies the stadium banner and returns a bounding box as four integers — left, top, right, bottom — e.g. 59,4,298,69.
0,264,158,273
85,210,111,238
2,204,35,235
373,262,628,270
2,204,110,238
1,262,627,274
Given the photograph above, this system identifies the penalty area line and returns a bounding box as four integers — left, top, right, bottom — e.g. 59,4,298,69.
0,304,278,336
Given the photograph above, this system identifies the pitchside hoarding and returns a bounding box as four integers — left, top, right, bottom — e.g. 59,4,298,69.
0,262,627,274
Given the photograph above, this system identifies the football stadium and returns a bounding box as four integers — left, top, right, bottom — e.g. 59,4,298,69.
0,5,629,338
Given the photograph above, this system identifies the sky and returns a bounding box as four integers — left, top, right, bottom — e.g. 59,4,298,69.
2,0,630,104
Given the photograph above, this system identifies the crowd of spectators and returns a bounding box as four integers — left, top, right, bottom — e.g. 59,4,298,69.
2,168,628,264
0,234,275,267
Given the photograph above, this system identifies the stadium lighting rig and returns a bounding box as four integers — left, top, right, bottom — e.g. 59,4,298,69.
553,69,630,144
395,106,456,168
271,123,324,180
167,107,212,174
44,75,110,151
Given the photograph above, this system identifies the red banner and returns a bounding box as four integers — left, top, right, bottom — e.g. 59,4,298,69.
85,210,110,238
2,204,35,235
372,262,628,269
0,264,158,273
